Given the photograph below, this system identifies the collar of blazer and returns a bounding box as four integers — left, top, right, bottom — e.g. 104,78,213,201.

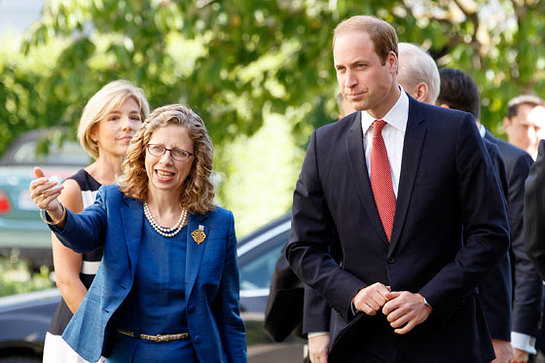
120,193,210,296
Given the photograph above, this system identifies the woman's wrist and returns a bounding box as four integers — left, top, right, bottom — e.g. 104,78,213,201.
40,204,67,225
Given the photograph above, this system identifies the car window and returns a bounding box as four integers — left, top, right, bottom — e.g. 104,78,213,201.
238,231,288,292
10,140,89,165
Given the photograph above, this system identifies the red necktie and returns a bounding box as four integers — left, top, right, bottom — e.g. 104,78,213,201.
370,120,396,242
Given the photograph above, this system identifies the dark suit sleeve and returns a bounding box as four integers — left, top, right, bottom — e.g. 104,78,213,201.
303,285,331,334
264,251,305,342
507,149,542,337
286,131,366,321
525,139,545,280
419,115,510,323
478,142,512,341
302,229,343,334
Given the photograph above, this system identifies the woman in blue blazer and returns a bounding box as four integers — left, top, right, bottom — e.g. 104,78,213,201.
30,104,247,362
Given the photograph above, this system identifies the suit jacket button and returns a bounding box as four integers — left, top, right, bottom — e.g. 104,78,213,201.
193,336,201,344
387,257,396,264
188,306,195,313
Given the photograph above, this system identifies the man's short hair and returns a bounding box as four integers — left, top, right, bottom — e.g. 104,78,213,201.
437,68,480,120
398,42,440,104
333,15,398,65
506,94,545,119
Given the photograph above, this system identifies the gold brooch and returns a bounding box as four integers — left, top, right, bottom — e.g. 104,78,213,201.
191,225,206,244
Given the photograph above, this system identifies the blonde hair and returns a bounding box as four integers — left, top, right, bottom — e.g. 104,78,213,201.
77,80,150,159
333,15,398,65
118,104,215,214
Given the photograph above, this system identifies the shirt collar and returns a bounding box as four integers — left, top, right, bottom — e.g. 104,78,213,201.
478,123,486,138
361,85,409,135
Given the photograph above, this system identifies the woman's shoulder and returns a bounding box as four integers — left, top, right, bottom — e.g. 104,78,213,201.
207,205,232,218
199,206,234,226
96,184,125,201
97,184,120,193
68,169,101,191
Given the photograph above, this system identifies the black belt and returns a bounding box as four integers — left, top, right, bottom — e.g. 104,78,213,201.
117,328,190,343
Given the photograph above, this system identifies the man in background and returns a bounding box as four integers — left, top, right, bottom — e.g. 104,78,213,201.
397,42,440,105
504,95,545,160
438,68,542,363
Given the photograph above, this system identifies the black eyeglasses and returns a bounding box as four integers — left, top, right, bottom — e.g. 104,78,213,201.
146,144,194,162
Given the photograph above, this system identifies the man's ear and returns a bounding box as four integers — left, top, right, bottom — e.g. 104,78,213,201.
414,82,429,103
388,51,398,72
503,117,511,132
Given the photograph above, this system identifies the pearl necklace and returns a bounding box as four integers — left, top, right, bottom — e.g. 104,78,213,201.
143,202,188,238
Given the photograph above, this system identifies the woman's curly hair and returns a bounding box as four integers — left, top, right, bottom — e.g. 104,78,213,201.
118,104,215,214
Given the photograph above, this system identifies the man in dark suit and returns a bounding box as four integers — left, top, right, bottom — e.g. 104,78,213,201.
526,139,545,279
437,68,542,362
286,15,510,362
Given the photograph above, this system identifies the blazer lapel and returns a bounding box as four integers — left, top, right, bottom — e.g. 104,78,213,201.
120,196,144,279
185,212,210,298
345,112,390,245
389,99,427,254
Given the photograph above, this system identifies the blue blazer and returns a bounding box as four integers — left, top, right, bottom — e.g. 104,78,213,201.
50,185,247,362
287,96,510,362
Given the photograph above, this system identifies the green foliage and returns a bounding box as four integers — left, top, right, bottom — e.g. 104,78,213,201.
0,252,54,297
3,0,543,147
215,106,305,236
3,0,545,235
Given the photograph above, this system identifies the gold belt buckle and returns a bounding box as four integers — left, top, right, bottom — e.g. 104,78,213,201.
153,334,169,343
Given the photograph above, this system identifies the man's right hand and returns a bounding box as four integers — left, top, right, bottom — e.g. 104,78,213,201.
490,338,514,362
308,334,330,363
352,282,391,316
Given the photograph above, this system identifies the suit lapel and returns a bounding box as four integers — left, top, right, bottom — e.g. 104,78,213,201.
345,112,389,245
389,99,427,254
185,212,210,298
121,196,144,279
484,130,497,144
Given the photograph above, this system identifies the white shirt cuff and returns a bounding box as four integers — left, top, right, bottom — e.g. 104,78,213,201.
308,332,329,338
511,331,537,354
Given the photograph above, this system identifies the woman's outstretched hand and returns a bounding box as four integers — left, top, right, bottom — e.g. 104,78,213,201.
30,167,65,221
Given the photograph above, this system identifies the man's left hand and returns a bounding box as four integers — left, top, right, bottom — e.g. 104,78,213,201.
382,291,431,334
510,348,529,363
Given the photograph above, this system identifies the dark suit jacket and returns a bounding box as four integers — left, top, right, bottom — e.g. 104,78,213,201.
286,96,510,362
485,131,542,338
302,132,513,343
526,139,545,280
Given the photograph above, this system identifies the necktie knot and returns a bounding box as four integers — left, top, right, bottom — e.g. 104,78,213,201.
373,120,387,136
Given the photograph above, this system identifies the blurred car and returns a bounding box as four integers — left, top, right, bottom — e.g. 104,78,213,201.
0,129,89,268
0,214,304,362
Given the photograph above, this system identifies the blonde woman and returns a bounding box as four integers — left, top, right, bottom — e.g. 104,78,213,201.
42,80,149,362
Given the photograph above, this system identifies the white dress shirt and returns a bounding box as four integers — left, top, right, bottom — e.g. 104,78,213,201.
361,88,409,197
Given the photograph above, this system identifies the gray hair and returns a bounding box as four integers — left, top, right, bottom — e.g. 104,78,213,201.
397,42,440,104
